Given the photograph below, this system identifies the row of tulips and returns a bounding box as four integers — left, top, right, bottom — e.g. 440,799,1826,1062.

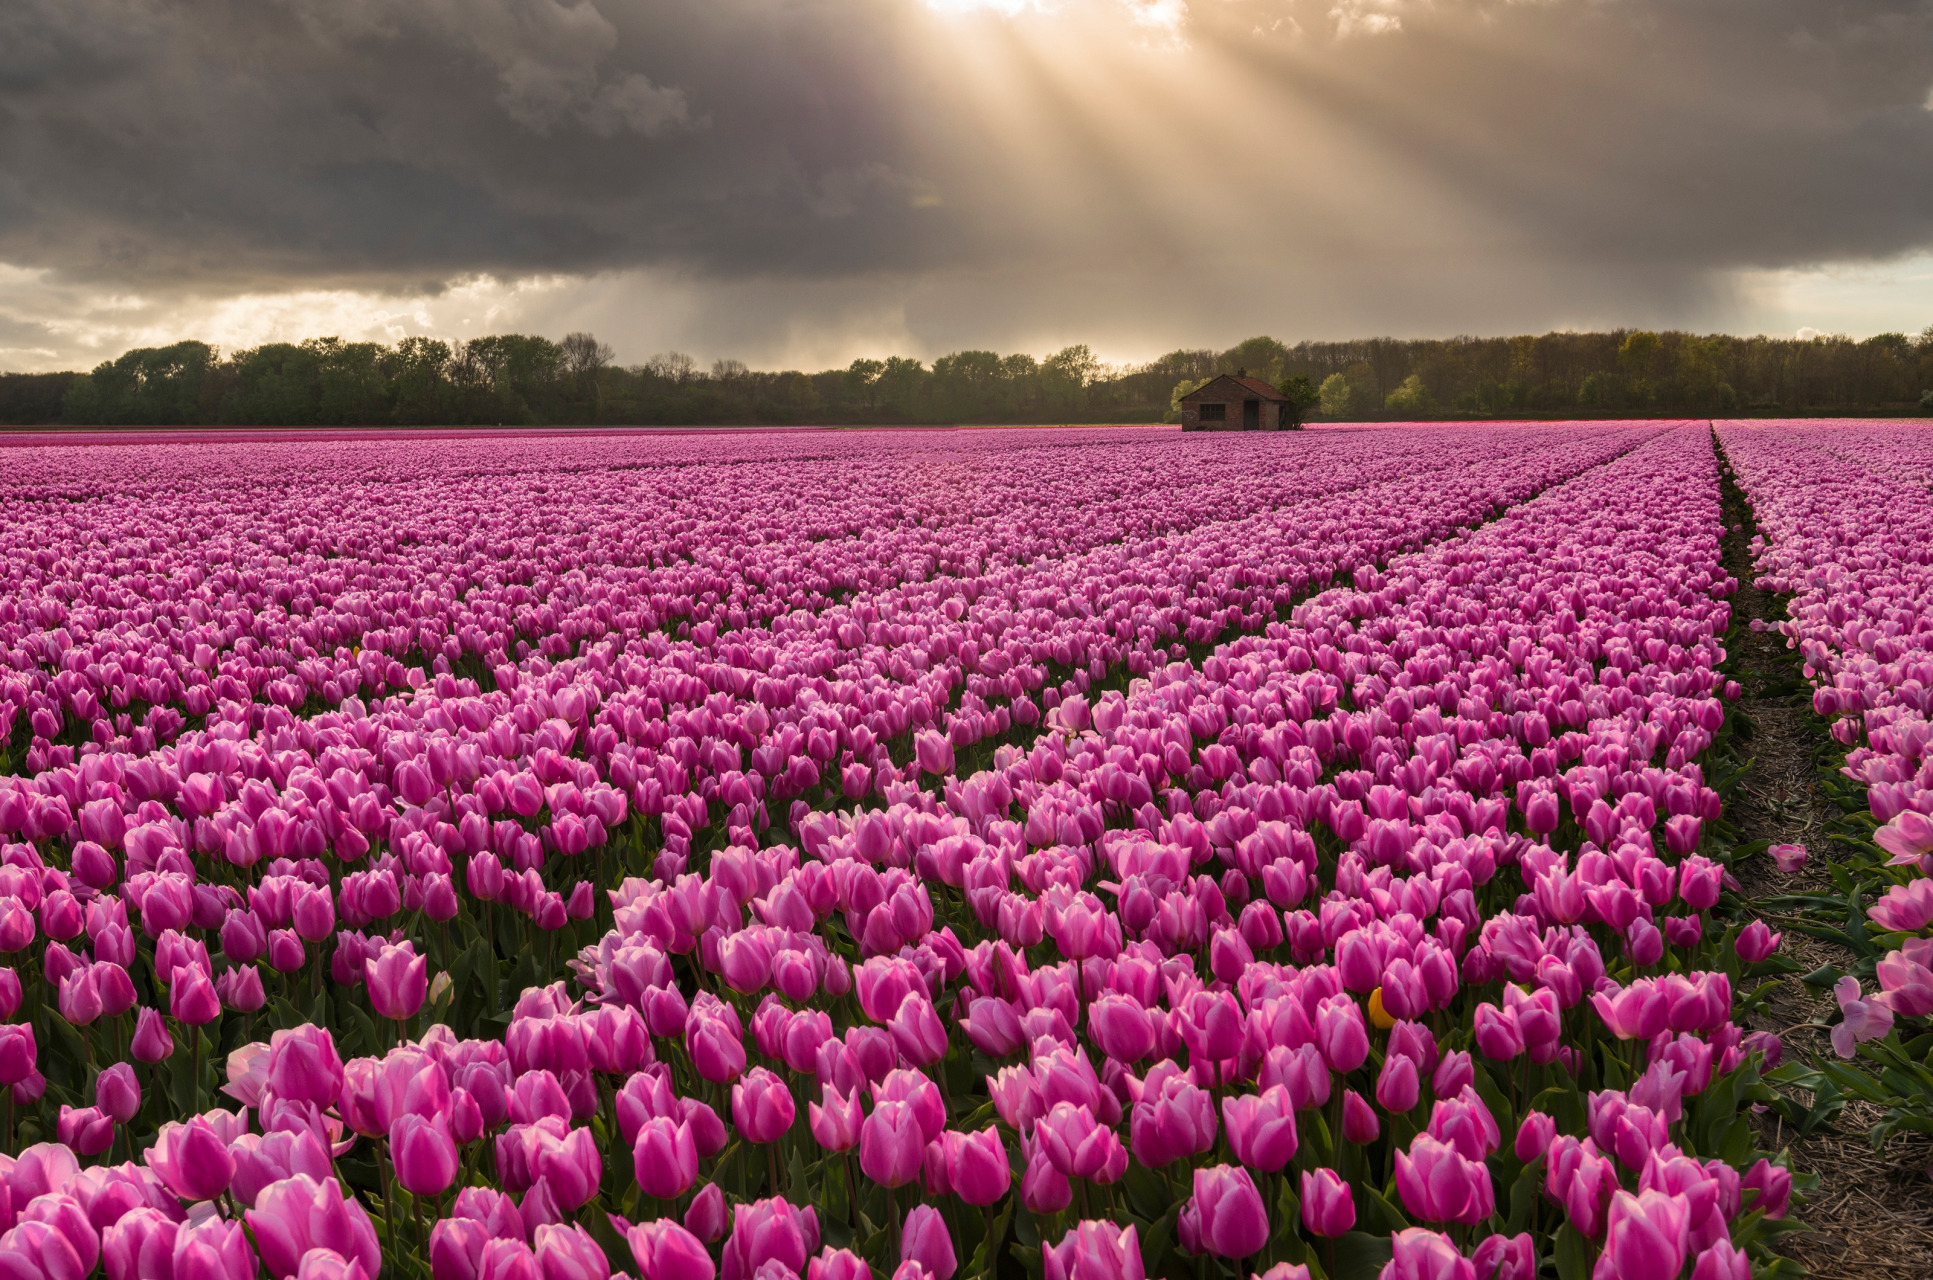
0,422,1796,1280
0,425,1661,778
0,423,1667,1102
1718,423,1933,1137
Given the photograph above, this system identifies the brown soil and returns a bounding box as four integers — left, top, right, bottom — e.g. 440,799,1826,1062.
1718,435,1933,1276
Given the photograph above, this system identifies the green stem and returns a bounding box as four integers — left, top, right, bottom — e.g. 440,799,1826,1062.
844,1151,858,1230
376,1140,399,1253
414,1189,430,1266
188,1023,202,1114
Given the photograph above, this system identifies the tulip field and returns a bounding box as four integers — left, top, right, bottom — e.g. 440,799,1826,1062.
2,418,1930,1280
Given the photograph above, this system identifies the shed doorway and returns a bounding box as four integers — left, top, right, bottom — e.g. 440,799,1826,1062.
1243,399,1259,430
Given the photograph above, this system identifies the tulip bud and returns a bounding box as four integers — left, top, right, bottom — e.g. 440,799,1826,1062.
1376,1053,1420,1114
1341,1090,1379,1144
632,1117,699,1200
96,1060,141,1122
1299,1168,1355,1237
1515,1110,1556,1163
131,1007,174,1062
684,1182,727,1243
366,941,429,1021
1177,1165,1268,1260
393,1112,460,1197
900,1205,956,1280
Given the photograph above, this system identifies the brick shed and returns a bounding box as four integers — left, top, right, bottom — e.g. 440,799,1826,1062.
1178,374,1297,432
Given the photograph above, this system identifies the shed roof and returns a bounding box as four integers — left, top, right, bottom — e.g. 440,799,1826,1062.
1179,374,1289,403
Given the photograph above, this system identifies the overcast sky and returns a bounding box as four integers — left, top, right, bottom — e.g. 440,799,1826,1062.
4,0,1933,372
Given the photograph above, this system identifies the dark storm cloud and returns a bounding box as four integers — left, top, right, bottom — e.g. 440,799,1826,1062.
0,0,964,287
2,0,1933,344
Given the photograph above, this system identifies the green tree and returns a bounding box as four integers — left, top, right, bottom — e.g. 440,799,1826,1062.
1222,335,1289,380
1618,330,1662,401
844,358,884,411
64,340,217,425
222,342,320,424
1277,375,1320,428
1318,373,1351,418
1674,335,1727,411
930,350,1005,421
560,332,616,422
1167,377,1210,422
1000,353,1041,417
455,334,564,422
1578,371,1612,408
1342,362,1378,415
1384,373,1434,414
876,356,927,418
308,337,389,424
1042,345,1099,417
389,337,454,424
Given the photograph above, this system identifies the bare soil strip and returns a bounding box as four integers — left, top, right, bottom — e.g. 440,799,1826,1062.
1716,433,1933,1277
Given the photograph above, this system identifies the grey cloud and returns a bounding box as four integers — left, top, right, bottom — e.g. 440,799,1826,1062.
2,0,1932,357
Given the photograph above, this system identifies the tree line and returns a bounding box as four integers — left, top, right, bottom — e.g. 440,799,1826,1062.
5,327,1933,426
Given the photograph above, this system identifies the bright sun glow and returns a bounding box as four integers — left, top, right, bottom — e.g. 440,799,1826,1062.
920,0,1044,14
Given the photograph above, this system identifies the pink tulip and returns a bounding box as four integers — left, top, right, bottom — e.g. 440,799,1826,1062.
267,1024,345,1107
1128,1061,1216,1168
95,1061,141,1123
1394,1134,1494,1225
860,1100,926,1188
1733,919,1780,963
1689,1241,1751,1280
131,1007,174,1063
230,1127,335,1207
1220,1085,1297,1174
732,1066,796,1144
626,1218,717,1280
914,732,954,777
1313,994,1368,1073
366,941,428,1021
632,1115,699,1199
146,1117,238,1201
534,1223,609,1280
1876,945,1933,1017
1742,1158,1791,1219
1177,1165,1268,1260
888,992,949,1067
1041,1222,1144,1280
942,1126,1007,1205
1470,1234,1533,1280
1299,1168,1354,1237
245,1175,382,1280
1601,1189,1689,1280
1341,1090,1379,1144
900,1205,955,1280
393,1112,460,1196
810,1083,863,1152
58,1103,116,1155
1376,1052,1420,1113
719,1197,818,1280
1382,1229,1475,1280
687,1006,746,1084
685,1183,728,1243
1514,1110,1556,1162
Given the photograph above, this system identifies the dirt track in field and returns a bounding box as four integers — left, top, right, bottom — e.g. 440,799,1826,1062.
1717,433,1933,1277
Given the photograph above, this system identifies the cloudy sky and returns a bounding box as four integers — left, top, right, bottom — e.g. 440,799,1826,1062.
4,0,1933,372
